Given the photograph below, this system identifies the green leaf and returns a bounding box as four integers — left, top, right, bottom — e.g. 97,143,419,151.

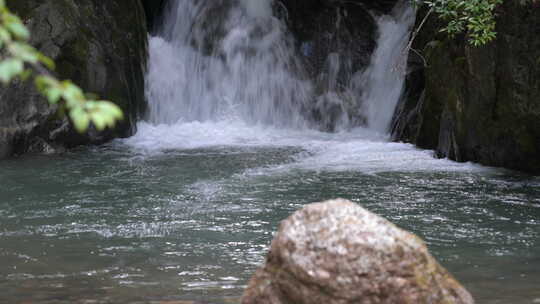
0,27,10,45
35,75,58,93
0,58,24,83
60,81,85,108
97,101,124,120
90,111,107,131
5,15,30,40
19,69,32,81
38,54,55,70
101,111,116,129
45,87,62,104
8,41,39,64
69,106,90,133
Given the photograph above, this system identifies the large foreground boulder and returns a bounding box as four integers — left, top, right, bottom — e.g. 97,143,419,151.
242,199,474,304
0,1,147,158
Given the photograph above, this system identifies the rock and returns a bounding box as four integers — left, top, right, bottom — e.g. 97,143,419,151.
278,0,379,81
277,0,399,130
391,2,540,174
141,0,167,32
0,0,147,158
242,199,474,304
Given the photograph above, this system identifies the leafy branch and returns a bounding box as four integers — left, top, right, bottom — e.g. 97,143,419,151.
413,0,503,46
0,0,123,133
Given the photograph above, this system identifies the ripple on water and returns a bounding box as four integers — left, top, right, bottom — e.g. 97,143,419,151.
0,127,539,303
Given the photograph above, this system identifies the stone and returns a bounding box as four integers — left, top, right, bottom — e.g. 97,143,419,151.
0,0,147,158
391,2,540,174
278,0,379,80
242,199,474,304
277,0,399,130
141,0,167,32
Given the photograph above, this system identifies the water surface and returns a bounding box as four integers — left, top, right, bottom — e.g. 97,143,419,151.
1,124,539,304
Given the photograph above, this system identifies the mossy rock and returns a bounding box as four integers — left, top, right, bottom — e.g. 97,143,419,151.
0,0,148,157
392,2,540,174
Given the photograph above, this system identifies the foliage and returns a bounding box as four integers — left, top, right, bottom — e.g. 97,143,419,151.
0,0,123,133
414,0,503,46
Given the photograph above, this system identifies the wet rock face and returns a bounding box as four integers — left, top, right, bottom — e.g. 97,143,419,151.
276,0,399,130
278,0,397,84
242,199,474,304
392,2,540,174
278,0,376,81
0,0,147,158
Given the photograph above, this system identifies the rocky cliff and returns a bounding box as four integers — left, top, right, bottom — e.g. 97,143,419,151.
278,0,398,130
392,2,540,174
0,0,147,157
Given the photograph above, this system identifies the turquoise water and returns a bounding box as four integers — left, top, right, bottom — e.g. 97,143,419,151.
1,129,539,303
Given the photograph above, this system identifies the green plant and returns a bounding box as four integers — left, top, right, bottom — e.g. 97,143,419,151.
0,0,123,133
414,0,503,46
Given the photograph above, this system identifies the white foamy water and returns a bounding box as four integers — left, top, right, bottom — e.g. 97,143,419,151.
126,0,481,174
125,122,486,173
360,3,416,132
145,0,311,127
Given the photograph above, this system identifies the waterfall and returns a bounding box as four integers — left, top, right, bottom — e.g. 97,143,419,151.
134,0,415,151
360,2,416,133
145,0,312,128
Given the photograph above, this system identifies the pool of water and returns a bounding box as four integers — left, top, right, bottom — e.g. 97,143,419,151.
1,124,539,304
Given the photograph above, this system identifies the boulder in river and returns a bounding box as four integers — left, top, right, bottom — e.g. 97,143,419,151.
242,199,474,304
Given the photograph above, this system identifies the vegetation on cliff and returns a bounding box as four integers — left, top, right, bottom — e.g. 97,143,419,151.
415,0,503,46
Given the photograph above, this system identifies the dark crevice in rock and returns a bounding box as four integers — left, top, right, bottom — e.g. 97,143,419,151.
142,0,167,33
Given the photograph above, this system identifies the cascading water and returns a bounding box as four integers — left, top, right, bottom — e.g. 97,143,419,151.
127,0,417,153
145,0,312,127
359,2,416,133
140,0,414,136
